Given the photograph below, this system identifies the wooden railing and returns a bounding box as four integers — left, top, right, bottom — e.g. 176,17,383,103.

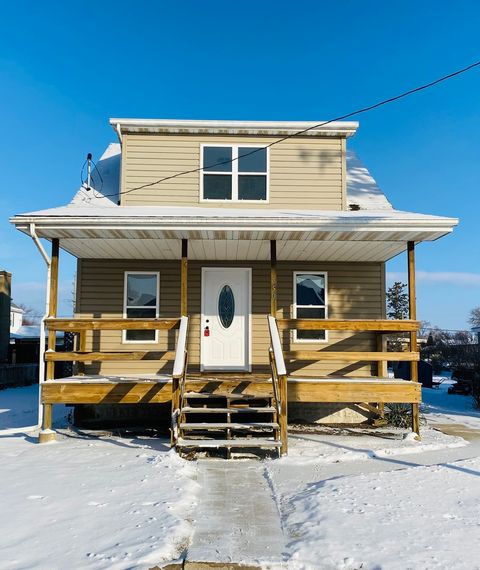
44,318,181,365
276,318,421,368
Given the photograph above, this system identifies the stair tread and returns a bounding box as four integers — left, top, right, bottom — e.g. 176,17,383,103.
180,422,279,429
182,406,276,414
177,437,281,448
184,392,265,399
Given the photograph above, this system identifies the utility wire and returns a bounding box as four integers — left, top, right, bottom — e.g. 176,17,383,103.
98,59,480,199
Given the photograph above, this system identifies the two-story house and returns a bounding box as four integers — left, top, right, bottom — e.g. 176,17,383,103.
11,119,458,455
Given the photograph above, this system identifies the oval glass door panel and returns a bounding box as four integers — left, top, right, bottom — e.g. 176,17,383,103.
218,285,235,328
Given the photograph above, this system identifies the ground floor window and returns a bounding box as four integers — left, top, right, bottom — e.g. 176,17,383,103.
293,272,328,342
123,272,159,342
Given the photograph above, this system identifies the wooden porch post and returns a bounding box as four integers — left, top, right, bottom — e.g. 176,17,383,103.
181,239,188,316
39,238,59,443
408,241,420,437
270,240,277,316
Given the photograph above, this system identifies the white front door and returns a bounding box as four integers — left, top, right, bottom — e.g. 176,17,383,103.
201,267,251,371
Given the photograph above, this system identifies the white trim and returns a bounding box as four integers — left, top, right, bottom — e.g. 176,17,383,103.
292,271,329,344
200,267,252,372
199,143,269,203
109,118,359,138
122,271,160,344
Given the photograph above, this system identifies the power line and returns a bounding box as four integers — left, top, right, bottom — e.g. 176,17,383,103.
100,58,480,199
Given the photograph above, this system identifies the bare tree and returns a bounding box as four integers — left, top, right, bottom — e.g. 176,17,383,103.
17,303,42,326
469,307,480,328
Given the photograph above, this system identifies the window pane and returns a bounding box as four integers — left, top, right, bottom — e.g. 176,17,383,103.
126,330,156,341
238,147,266,172
238,175,267,200
218,285,235,328
126,308,156,319
203,174,232,200
126,308,156,341
296,307,326,341
127,274,157,307
203,147,232,172
296,274,325,306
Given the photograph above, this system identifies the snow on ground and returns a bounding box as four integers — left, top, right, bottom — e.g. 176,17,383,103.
422,378,480,430
265,379,480,570
278,456,480,570
0,384,67,431
282,425,466,465
0,385,199,570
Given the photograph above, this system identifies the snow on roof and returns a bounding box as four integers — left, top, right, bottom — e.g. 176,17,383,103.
71,143,121,206
10,302,24,313
50,144,394,213
346,150,393,210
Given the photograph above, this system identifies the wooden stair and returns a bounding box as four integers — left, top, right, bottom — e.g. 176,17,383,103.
176,383,281,458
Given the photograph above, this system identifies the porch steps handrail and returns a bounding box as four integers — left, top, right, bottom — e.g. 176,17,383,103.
173,316,189,378
171,316,189,446
267,316,288,454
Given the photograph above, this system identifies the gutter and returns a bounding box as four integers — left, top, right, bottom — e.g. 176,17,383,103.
10,214,460,236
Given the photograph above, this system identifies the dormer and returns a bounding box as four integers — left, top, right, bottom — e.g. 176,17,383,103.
110,119,358,210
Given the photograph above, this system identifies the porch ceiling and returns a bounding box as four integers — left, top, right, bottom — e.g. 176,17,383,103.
11,206,458,262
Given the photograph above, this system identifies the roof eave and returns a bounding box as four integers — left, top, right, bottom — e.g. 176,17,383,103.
108,118,359,138
10,212,459,239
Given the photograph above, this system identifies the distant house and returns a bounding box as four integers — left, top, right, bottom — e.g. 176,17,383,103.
472,327,480,344
10,302,24,333
10,118,458,451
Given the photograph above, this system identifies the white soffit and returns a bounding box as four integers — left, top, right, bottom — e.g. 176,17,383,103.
56,238,408,262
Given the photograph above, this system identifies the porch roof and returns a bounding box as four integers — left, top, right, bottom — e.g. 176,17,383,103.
11,205,457,262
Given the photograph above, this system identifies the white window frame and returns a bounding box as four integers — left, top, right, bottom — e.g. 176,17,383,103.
122,271,160,344
292,271,328,344
200,143,270,203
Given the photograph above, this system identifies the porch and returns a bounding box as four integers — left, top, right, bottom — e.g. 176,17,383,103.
10,207,451,453
40,311,422,454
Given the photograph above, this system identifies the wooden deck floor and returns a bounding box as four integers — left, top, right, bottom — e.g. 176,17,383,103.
41,374,421,405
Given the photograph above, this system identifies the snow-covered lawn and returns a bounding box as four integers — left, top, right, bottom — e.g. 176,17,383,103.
266,381,480,570
422,378,480,430
0,383,67,431
1,379,480,570
278,456,480,570
0,386,199,570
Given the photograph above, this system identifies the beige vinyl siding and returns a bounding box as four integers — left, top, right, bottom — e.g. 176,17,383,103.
76,259,384,378
121,134,345,209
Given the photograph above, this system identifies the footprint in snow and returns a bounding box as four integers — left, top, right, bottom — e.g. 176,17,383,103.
87,501,108,507
27,495,46,500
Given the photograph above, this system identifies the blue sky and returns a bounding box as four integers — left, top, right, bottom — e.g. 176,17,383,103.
0,1,479,328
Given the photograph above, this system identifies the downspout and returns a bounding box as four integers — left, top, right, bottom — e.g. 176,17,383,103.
31,223,51,432
2,224,52,435
115,123,123,145
0,223,51,435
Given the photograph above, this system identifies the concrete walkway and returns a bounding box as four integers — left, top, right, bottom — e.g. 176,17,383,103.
186,460,285,567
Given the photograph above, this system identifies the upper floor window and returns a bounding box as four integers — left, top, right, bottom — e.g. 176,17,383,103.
201,145,268,202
